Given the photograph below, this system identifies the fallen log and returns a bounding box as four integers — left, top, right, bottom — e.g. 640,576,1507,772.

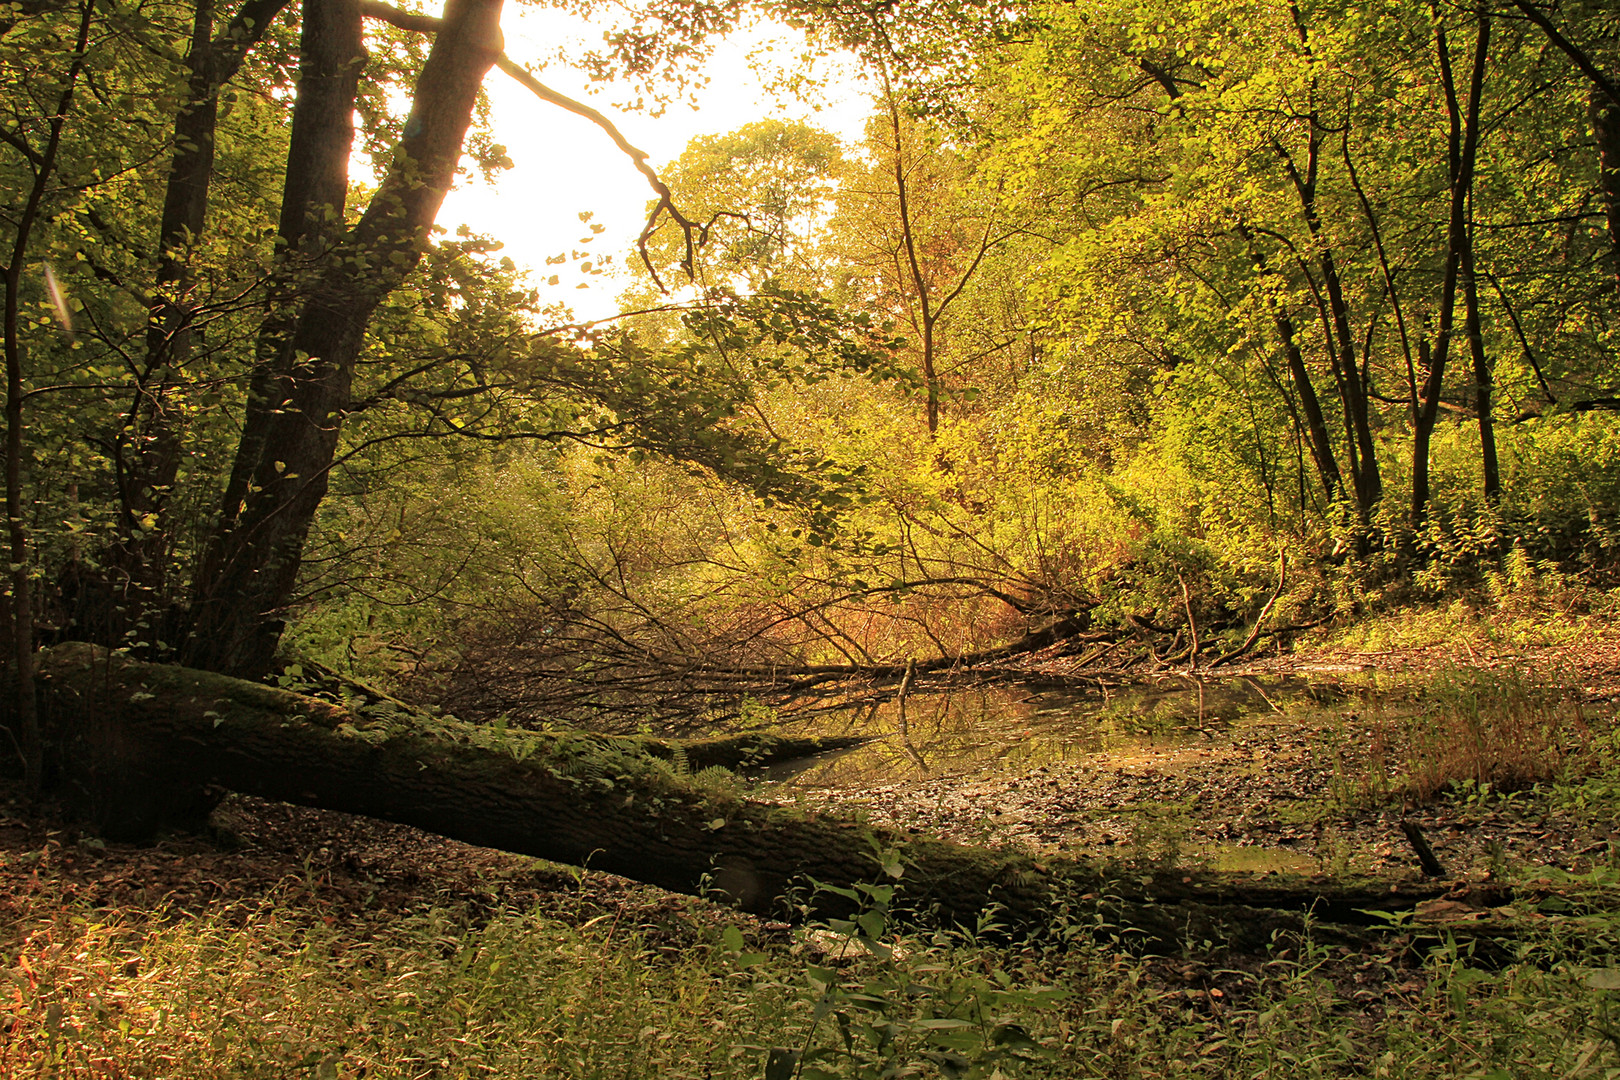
21,643,1451,949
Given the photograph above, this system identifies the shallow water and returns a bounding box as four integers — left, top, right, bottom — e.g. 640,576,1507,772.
765,674,1353,790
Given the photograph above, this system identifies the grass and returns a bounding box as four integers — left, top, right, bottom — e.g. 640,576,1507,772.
3,893,781,1079
1399,668,1595,803
5,865,1620,1079
1309,666,1601,811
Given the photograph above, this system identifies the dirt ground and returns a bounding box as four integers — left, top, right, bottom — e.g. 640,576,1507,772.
809,707,1617,881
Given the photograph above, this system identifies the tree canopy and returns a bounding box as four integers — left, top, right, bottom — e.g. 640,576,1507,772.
1,0,1616,782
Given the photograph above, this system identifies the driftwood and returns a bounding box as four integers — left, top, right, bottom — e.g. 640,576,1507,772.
18,643,1458,950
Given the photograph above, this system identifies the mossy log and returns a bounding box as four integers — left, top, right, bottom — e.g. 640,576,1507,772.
26,644,1451,949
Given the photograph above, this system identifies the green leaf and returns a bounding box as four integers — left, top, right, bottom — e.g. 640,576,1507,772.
992,1023,1039,1049
915,1018,974,1030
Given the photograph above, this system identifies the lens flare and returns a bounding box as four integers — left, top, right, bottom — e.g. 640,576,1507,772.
43,263,73,335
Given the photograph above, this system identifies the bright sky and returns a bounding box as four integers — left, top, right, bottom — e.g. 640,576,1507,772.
439,8,874,322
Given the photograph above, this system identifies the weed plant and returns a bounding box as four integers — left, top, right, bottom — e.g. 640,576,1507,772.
1315,667,1599,810
1400,668,1593,803
7,852,1620,1078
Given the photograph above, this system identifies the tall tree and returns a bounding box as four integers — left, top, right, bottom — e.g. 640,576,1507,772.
1412,8,1492,527
183,0,505,676
2,0,94,798
831,100,1012,435
116,0,293,589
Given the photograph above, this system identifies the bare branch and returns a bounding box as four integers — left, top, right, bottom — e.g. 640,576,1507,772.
357,0,442,33
492,56,703,288
1507,0,1620,108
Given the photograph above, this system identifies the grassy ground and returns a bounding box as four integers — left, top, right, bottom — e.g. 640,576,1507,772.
3,840,1618,1078
5,624,1620,1078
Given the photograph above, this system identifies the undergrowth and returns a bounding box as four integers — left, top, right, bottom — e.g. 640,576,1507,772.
1400,668,1596,803
1314,577,1620,655
5,646,1620,1077
1314,666,1603,810
5,865,1620,1078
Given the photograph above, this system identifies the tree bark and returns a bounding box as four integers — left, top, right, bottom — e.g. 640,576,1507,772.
183,0,503,678
1594,87,1620,296
882,80,941,435
1242,233,1344,503
213,0,365,560
26,643,1453,950
1460,210,1499,501
3,1,95,801
1273,110,1382,519
91,0,292,615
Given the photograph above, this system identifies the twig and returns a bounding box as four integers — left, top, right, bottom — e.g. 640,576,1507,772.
894,658,928,772
896,657,918,716
356,0,705,288
1400,819,1448,878
1178,570,1200,674
1212,549,1289,667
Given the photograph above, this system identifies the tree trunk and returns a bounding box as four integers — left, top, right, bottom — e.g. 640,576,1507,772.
26,643,1452,950
883,83,940,436
1413,14,1488,531
1276,130,1382,519
1273,311,1343,504
183,0,503,678
1317,248,1382,517
212,0,365,563
1238,227,1344,504
1460,216,1499,501
78,0,292,637
1594,87,1620,296
3,1,95,801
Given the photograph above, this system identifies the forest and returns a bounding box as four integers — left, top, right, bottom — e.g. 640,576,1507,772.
2,0,1620,1075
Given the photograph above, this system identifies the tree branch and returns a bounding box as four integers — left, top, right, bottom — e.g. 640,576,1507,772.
357,0,702,289
1507,0,1620,108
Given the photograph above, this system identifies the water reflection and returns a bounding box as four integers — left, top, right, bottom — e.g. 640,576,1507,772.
766,675,1344,789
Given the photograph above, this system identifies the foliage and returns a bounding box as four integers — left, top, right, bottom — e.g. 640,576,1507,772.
3,0,1616,689
733,850,1065,1080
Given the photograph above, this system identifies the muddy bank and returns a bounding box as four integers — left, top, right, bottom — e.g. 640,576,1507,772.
790,713,1616,879
756,646,1618,883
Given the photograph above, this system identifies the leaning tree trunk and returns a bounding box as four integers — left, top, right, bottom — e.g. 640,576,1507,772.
183,0,502,679
26,643,1452,950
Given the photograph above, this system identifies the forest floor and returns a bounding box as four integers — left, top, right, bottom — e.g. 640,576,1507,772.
2,613,1619,1076
2,612,1617,942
